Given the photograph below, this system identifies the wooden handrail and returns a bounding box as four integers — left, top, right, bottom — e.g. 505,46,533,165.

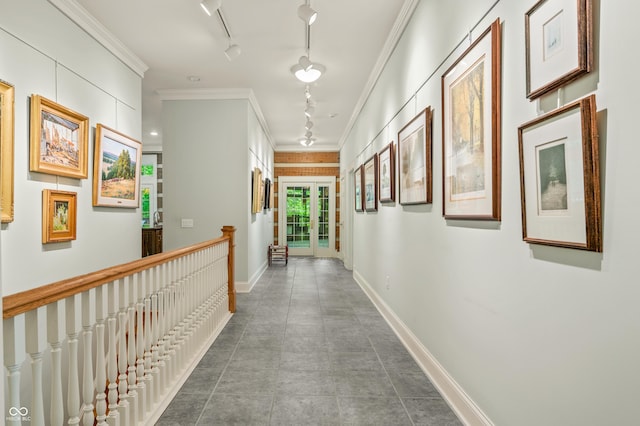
3,226,236,319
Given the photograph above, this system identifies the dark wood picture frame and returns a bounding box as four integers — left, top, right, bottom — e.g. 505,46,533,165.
378,142,395,203
398,107,432,205
525,0,593,100
442,19,501,220
354,165,364,212
364,154,378,212
518,94,601,251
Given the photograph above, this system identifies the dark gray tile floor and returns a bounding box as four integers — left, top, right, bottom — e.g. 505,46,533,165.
157,257,462,425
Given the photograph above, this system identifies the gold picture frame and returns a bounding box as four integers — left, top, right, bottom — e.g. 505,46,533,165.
93,124,142,208
30,95,89,179
1,80,15,223
42,189,77,244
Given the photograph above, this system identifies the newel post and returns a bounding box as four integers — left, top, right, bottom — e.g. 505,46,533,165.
221,226,236,313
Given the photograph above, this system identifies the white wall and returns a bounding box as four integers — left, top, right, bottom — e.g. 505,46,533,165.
162,97,274,284
343,0,640,424
0,0,143,296
247,106,274,288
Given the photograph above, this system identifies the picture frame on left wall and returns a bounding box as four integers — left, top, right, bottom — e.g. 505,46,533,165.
30,95,89,179
0,79,15,223
42,189,77,244
93,124,142,208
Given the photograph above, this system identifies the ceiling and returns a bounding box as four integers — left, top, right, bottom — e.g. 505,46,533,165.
73,0,415,151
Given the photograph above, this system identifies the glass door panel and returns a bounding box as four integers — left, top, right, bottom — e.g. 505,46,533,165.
317,185,330,249
285,185,312,255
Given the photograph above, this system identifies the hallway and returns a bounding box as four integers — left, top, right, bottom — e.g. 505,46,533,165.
157,258,462,425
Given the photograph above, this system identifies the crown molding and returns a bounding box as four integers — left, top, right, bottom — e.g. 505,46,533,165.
48,0,148,77
338,0,420,150
156,88,275,150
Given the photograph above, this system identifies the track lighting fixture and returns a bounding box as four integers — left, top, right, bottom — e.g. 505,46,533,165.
305,86,311,99
297,4,317,25
291,62,325,83
225,43,241,61
304,104,315,118
299,137,315,147
305,120,313,130
200,0,222,16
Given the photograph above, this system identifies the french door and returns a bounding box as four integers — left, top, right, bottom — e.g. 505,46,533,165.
279,177,335,257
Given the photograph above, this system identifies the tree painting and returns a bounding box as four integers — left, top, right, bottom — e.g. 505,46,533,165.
53,200,69,231
537,141,568,211
100,136,138,200
450,57,485,196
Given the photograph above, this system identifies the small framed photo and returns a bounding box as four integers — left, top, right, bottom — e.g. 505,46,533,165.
525,0,593,99
30,95,89,179
42,189,77,244
1,80,15,223
378,142,395,203
92,124,142,208
354,165,364,212
518,94,601,251
442,19,501,220
398,107,432,205
364,154,378,212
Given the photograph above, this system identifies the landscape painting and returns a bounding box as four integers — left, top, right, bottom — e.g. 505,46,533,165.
42,189,77,243
450,58,486,199
536,139,568,214
29,95,88,178
93,124,142,208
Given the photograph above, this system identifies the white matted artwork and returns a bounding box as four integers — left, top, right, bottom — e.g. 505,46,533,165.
518,94,601,251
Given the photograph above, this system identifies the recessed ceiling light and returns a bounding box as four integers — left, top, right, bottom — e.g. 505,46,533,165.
150,130,159,136
329,113,338,118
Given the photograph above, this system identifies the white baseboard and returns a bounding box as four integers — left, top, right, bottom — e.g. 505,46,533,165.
146,311,233,425
353,270,493,426
237,260,268,293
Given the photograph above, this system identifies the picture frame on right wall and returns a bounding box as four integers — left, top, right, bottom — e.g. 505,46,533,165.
398,107,432,205
378,142,395,203
517,94,601,252
442,19,502,220
354,165,364,212
525,0,593,100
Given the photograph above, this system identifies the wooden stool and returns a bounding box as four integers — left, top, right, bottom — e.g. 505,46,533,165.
268,244,288,266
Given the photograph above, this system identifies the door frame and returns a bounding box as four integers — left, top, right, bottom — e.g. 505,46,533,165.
278,176,336,258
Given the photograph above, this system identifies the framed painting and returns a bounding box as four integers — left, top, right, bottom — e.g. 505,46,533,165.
30,95,89,179
1,80,15,223
354,165,364,212
525,0,592,100
364,154,378,212
518,94,601,251
442,18,501,220
398,107,432,205
251,167,263,213
92,124,142,208
264,178,271,209
42,189,77,244
378,142,395,203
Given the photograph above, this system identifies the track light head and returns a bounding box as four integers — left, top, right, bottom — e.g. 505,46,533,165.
297,4,317,25
200,0,222,16
298,56,313,72
304,105,315,118
224,44,241,61
305,120,314,130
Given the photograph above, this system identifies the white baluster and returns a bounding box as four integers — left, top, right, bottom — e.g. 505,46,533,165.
81,291,95,426
136,271,147,420
25,309,45,426
127,275,139,424
4,317,23,424
118,278,130,424
46,302,64,426
143,268,154,413
66,295,81,425
106,280,120,425
94,286,108,426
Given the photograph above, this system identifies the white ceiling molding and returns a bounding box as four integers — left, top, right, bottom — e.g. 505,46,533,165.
338,0,420,150
48,0,148,77
156,88,275,150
